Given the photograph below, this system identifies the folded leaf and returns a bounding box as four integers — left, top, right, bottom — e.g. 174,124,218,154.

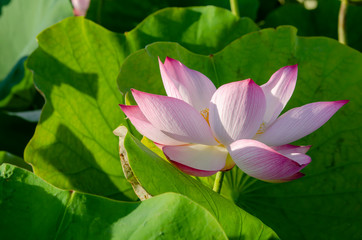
114,126,279,240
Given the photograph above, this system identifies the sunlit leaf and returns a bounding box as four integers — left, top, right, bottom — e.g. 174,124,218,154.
0,163,228,240
25,7,258,200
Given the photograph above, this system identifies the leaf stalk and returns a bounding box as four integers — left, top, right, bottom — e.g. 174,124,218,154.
213,171,225,194
230,0,240,17
338,0,348,45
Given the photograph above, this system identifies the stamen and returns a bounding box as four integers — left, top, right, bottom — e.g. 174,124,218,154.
200,108,220,143
200,108,210,125
256,122,265,135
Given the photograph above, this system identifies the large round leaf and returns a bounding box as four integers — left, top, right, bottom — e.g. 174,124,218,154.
123,6,258,55
116,26,362,239
86,0,259,32
0,163,228,240
25,7,258,201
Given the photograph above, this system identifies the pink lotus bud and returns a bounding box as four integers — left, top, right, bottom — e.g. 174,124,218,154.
72,0,90,16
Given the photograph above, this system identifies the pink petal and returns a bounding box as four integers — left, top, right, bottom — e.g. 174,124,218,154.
271,144,311,155
284,152,311,165
267,172,305,183
120,105,184,145
256,100,349,146
228,139,310,181
132,89,217,145
163,144,227,175
261,65,298,126
272,145,312,166
171,161,219,177
159,57,216,111
209,79,266,145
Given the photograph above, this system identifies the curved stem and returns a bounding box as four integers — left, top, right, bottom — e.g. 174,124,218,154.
338,0,348,45
230,0,240,17
213,171,225,194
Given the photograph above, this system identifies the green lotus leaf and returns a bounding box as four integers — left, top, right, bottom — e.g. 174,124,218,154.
0,163,228,240
0,0,72,110
86,0,259,32
0,151,32,171
25,6,258,200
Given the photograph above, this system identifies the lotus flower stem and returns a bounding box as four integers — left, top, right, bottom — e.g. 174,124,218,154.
338,0,348,45
213,171,225,193
230,0,240,17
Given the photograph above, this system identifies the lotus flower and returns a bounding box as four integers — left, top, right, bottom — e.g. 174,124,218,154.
72,0,90,16
120,57,348,182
